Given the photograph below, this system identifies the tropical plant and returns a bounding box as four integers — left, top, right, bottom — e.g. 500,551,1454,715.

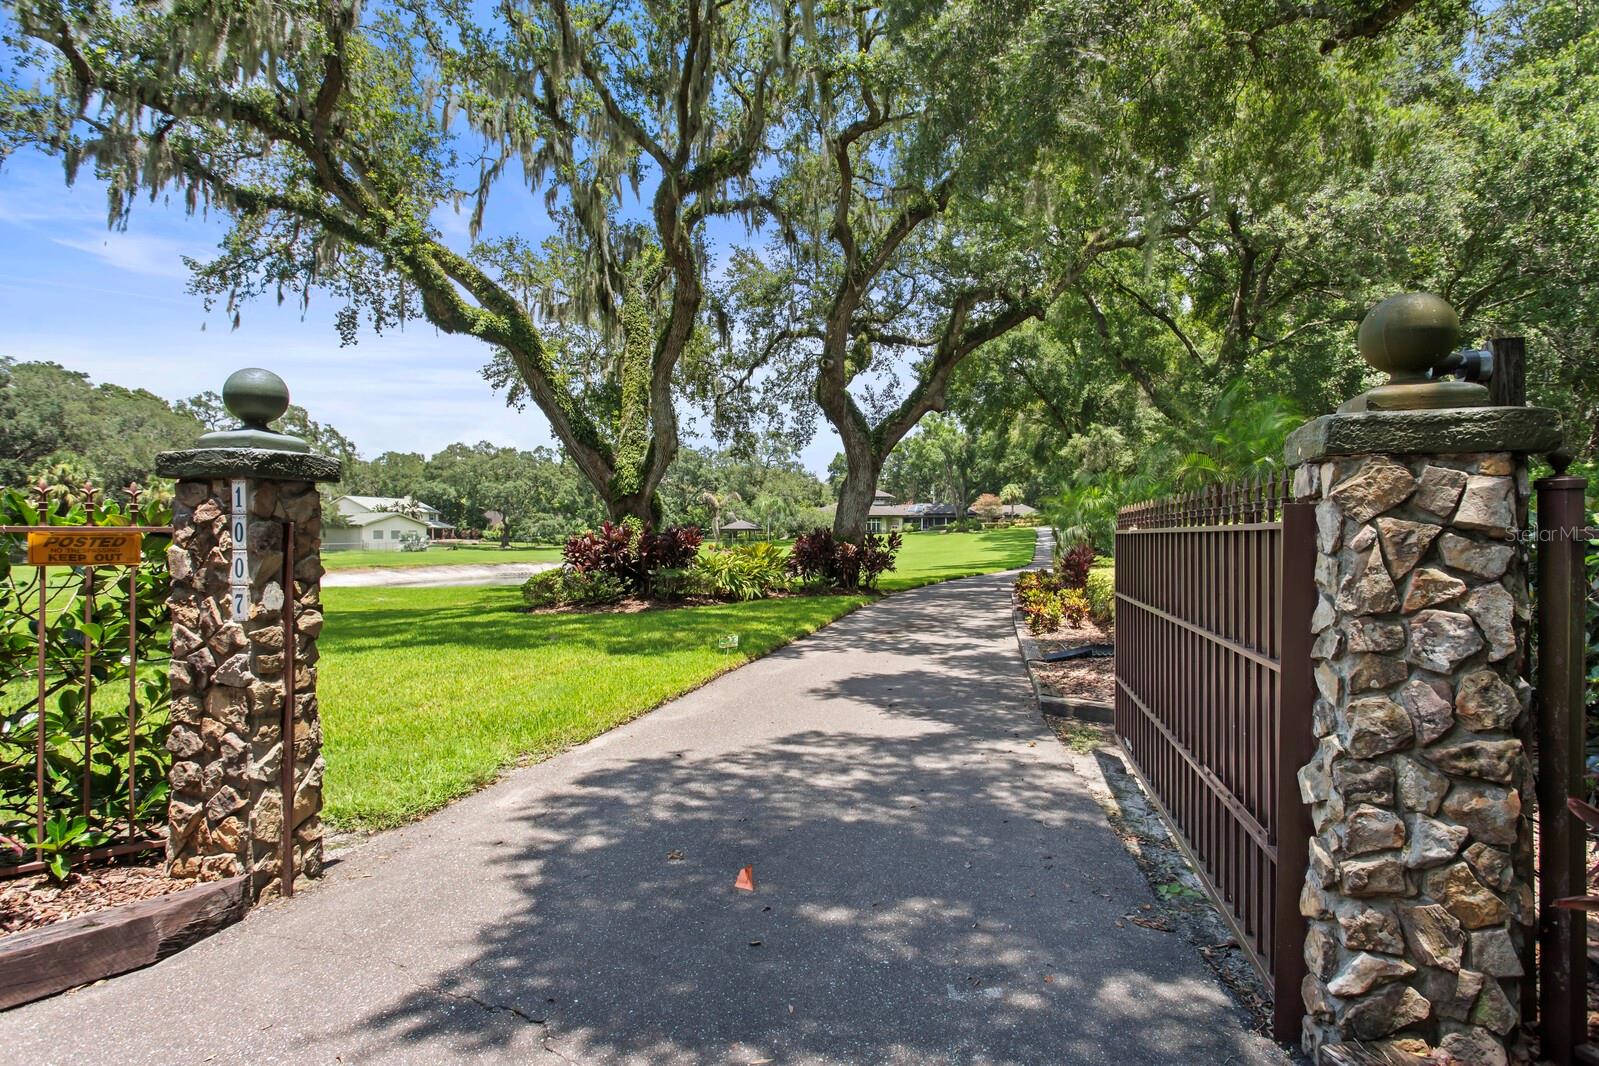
1054,543,1097,590
1085,569,1116,627
693,543,790,602
1014,571,1092,634
787,528,901,591
562,521,702,597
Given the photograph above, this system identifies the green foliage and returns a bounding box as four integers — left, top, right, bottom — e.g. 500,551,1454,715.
2,0,794,523
30,812,106,882
1085,568,1115,627
0,358,204,492
1043,385,1301,553
692,543,791,602
1,484,172,872
518,568,626,610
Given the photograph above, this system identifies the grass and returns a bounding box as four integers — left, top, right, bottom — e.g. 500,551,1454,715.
321,542,562,570
318,526,1037,829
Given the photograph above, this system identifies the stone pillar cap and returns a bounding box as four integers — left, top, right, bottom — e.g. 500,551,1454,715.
1285,406,1562,466
155,447,343,482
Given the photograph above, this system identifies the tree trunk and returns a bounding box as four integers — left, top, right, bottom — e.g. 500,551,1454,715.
499,522,512,549
832,446,884,545
605,491,659,527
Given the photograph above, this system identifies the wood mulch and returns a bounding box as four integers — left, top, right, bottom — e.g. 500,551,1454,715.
1031,617,1115,704
0,861,194,939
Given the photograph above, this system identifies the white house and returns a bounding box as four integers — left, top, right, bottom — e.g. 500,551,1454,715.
324,495,455,552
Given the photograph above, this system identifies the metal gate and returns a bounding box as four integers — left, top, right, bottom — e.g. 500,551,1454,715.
1113,475,1316,1042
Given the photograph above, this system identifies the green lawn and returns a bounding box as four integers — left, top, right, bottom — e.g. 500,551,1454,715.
318,526,1037,828
321,542,563,570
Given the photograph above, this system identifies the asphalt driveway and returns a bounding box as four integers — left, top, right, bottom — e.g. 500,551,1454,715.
0,556,1286,1065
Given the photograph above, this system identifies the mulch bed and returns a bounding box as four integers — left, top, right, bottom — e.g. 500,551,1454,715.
1,861,194,939
1033,658,1114,703
1031,618,1115,703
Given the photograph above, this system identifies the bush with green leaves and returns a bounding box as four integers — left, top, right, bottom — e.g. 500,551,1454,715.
519,567,627,609
1,484,172,875
1085,569,1116,627
693,543,790,602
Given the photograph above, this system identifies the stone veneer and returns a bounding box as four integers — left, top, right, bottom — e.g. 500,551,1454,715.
165,477,326,901
1293,450,1533,1065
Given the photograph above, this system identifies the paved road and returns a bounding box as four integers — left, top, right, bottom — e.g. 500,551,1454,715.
323,561,558,588
2,539,1286,1065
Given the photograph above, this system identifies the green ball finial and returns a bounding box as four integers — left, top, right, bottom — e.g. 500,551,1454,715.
222,368,291,429
1357,293,1460,382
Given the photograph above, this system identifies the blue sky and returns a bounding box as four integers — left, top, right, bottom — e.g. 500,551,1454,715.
0,150,842,476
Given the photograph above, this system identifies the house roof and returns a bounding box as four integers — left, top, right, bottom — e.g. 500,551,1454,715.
971,502,1038,516
341,510,431,528
721,519,760,531
336,494,442,516
870,501,959,518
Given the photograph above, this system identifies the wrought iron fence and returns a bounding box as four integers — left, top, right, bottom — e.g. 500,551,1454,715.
0,485,172,879
1113,473,1316,1042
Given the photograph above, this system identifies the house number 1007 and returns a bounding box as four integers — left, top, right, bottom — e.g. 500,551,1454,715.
229,478,250,621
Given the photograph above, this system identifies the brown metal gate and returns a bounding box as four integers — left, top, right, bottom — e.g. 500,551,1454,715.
1112,475,1316,1042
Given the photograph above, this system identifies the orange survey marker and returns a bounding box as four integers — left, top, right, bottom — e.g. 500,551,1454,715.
734,865,756,892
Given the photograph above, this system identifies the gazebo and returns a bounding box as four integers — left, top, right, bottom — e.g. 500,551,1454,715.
720,519,760,542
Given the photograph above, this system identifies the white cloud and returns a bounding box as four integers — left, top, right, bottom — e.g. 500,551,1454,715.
52,231,208,281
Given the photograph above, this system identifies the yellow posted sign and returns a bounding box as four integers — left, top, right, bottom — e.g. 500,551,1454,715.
27,530,143,567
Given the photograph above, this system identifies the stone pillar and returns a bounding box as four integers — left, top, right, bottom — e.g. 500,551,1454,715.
1288,409,1562,1063
156,369,341,902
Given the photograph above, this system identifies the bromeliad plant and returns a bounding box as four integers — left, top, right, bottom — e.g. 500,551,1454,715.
0,482,173,874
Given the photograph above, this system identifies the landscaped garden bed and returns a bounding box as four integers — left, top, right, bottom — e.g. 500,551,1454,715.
1012,543,1116,717
1,859,189,938
1032,621,1115,705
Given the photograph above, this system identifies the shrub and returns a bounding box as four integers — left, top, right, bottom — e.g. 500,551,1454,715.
787,528,838,584
641,524,702,570
1025,595,1063,633
787,528,900,591
1054,542,1096,589
520,567,627,609
563,521,702,596
857,532,902,590
563,521,640,587
1059,588,1091,627
1085,568,1115,626
694,542,789,601
1013,568,1094,634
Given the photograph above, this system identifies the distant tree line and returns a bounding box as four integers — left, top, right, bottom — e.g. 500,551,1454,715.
0,358,833,543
